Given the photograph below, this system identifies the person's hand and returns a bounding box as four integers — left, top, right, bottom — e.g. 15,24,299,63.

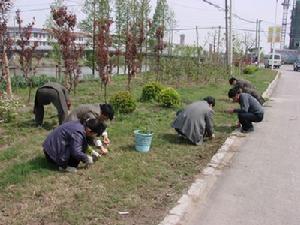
225,109,234,114
236,121,241,128
103,136,110,145
67,101,71,110
91,150,101,161
100,146,108,155
84,155,93,169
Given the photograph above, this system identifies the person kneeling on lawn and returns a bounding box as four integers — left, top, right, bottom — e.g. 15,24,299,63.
226,87,264,133
172,96,215,145
64,103,114,155
43,118,106,173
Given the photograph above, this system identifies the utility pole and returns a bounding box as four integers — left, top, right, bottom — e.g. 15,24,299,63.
196,26,200,64
271,0,279,70
225,0,229,68
92,0,96,76
228,0,233,75
255,19,258,53
257,20,262,66
217,25,221,60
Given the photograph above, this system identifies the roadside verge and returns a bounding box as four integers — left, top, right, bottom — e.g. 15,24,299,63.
158,71,281,225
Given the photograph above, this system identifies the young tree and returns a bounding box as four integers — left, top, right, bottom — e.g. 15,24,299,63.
125,26,138,91
51,6,84,93
0,0,13,97
80,0,111,75
44,0,64,29
115,0,128,74
154,25,166,81
80,0,111,33
96,18,113,102
149,0,168,46
15,9,38,102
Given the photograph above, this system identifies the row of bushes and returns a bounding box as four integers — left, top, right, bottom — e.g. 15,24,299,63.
0,75,57,91
243,65,258,74
110,82,181,114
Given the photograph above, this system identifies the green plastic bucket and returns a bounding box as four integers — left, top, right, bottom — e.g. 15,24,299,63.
134,130,153,152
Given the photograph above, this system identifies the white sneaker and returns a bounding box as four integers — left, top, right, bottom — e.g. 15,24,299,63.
59,166,77,173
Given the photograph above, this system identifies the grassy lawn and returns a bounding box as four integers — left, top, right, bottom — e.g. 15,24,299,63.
0,69,276,225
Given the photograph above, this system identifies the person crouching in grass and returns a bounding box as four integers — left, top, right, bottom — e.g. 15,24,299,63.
43,118,106,173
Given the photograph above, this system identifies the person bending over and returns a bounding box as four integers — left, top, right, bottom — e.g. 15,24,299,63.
226,87,264,133
43,118,106,173
172,96,215,145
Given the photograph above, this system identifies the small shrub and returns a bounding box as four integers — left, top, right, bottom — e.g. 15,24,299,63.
243,65,258,74
140,82,164,102
110,91,137,113
0,75,57,91
157,87,180,107
0,93,21,123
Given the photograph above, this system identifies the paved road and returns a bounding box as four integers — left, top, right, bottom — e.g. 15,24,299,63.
180,65,300,225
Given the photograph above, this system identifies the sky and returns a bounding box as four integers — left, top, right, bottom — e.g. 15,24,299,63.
7,0,285,53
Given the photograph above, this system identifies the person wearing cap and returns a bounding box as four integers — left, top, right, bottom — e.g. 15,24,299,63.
172,96,215,145
43,118,106,173
226,87,264,133
229,77,265,105
64,103,114,154
34,82,71,126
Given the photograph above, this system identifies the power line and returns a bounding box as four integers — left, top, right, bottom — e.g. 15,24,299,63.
202,0,256,24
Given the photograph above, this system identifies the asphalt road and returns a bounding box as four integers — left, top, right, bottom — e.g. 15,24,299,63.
180,65,300,225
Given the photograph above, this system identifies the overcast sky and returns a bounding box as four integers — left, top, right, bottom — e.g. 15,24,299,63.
8,0,285,53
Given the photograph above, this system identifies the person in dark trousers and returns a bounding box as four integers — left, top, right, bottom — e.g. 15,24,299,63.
34,82,71,126
43,118,107,173
172,96,215,145
64,103,114,155
226,87,264,133
229,77,265,105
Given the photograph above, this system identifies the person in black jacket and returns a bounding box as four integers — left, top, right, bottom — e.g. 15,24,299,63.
226,87,264,133
34,82,71,126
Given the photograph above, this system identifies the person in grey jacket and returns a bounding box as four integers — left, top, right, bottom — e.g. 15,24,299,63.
229,77,265,105
226,87,264,133
172,96,215,145
64,103,114,154
43,118,106,173
34,82,71,126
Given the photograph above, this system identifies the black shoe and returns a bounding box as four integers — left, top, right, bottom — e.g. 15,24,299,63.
241,127,254,133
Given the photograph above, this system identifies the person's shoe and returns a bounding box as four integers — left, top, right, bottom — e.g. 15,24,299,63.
59,166,77,173
241,127,254,133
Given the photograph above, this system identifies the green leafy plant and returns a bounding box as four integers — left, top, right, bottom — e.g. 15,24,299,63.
243,65,258,74
157,87,180,107
110,91,137,113
0,75,57,91
0,93,21,123
140,82,164,102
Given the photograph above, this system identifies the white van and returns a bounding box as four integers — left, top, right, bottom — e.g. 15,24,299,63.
264,53,281,69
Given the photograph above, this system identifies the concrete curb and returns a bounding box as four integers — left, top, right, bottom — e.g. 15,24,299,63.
158,71,281,225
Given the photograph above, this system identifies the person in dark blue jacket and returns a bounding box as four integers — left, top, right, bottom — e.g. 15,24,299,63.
226,87,264,133
43,118,106,172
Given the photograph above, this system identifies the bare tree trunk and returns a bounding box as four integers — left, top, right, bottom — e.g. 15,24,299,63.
2,51,12,98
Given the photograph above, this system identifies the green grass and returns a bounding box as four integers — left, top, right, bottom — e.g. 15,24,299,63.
0,68,276,225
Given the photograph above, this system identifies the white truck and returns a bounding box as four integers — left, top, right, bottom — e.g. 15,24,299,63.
264,53,282,69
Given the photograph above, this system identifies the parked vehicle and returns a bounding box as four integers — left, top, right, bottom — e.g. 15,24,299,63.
264,54,282,69
293,59,300,71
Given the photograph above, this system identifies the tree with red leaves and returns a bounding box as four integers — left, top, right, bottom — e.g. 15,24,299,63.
95,18,113,102
154,25,166,81
0,0,13,97
15,9,38,102
125,21,148,91
51,6,84,94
